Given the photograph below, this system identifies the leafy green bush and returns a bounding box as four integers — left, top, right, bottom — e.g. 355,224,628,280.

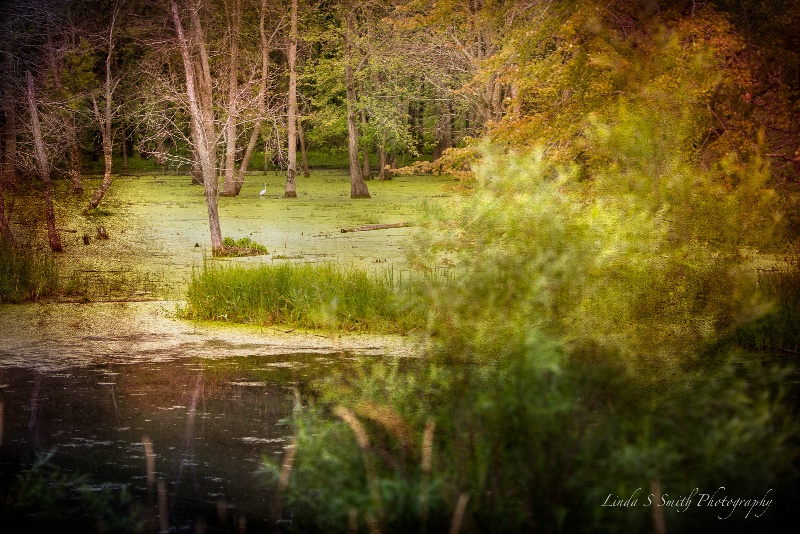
182,261,424,333
264,148,796,532
0,239,60,303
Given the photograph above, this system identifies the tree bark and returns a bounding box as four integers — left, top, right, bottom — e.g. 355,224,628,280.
361,108,370,179
171,0,224,255
285,0,298,198
221,0,241,196
344,7,370,199
26,71,63,252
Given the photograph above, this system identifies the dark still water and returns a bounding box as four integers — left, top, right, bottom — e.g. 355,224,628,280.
0,354,350,533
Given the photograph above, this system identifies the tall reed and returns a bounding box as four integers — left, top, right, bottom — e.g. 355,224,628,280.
182,261,425,333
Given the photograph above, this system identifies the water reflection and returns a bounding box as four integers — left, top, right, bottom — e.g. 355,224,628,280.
0,354,353,532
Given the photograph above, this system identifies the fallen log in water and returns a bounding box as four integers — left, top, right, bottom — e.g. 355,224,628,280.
340,222,412,233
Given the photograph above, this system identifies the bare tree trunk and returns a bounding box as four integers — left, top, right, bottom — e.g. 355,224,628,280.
344,7,370,199
284,0,299,198
234,0,274,194
171,0,224,255
26,71,62,252
377,141,387,180
221,0,241,196
84,94,113,214
360,108,370,179
298,116,310,177
84,7,118,214
433,98,453,161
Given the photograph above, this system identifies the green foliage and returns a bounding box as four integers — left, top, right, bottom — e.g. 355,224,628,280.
0,239,60,303
220,236,269,257
181,262,424,333
268,144,796,531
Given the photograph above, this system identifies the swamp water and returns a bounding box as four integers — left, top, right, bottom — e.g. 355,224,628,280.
0,302,411,532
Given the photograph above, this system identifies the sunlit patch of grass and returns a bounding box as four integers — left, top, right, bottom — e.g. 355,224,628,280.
0,239,60,303
181,261,425,333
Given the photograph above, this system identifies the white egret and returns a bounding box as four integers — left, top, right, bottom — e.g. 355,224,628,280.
259,183,267,196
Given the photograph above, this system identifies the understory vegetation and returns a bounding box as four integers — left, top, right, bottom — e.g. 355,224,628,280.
0,239,60,303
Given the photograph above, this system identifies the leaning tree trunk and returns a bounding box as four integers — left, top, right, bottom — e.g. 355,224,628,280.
171,0,224,255
83,94,113,214
26,71,62,252
284,0,298,198
344,8,370,199
84,10,117,214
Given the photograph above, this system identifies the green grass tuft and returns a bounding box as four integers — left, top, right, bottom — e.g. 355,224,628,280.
220,236,269,257
181,261,424,333
0,239,60,303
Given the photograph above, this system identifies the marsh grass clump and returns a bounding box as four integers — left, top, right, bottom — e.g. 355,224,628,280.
220,236,269,257
0,239,60,303
182,261,424,333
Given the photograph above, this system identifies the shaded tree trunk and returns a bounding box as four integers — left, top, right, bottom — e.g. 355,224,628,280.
285,0,298,198
66,118,83,193
344,7,370,199
221,0,241,196
171,0,224,255
298,116,310,178
26,71,62,252
377,141,387,180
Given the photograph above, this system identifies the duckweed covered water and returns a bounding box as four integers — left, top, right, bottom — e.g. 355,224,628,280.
5,171,452,300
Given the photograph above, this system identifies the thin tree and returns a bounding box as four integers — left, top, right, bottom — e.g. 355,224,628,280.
169,0,224,254
343,2,370,198
234,0,282,193
26,71,62,252
284,0,298,197
84,2,121,214
221,0,241,196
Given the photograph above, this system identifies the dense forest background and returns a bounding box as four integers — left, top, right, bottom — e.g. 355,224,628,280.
2,0,797,239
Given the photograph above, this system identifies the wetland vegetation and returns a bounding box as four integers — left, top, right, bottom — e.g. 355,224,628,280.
2,0,800,533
